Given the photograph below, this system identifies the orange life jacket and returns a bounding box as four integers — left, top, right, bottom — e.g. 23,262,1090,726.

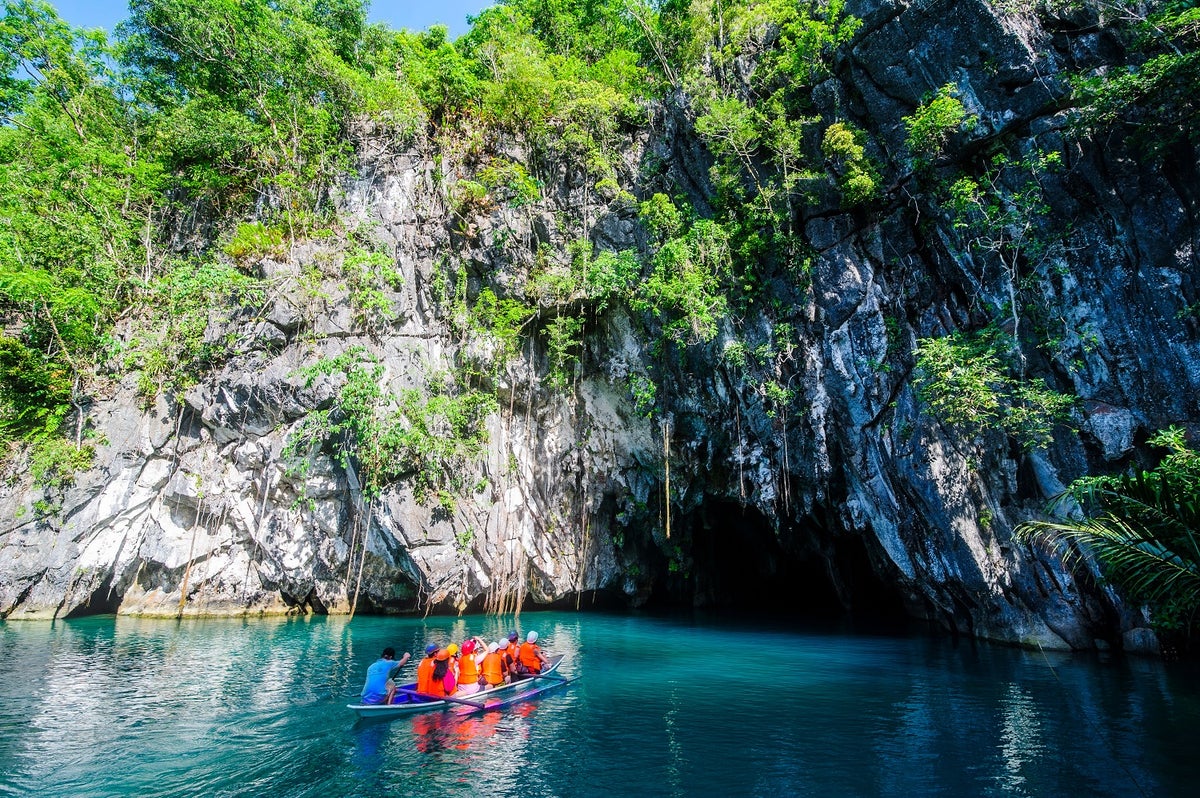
504,642,519,664
428,660,451,697
518,642,543,673
481,652,507,685
458,652,480,684
416,656,436,694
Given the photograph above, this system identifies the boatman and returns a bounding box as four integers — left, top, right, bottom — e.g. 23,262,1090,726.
360,647,411,705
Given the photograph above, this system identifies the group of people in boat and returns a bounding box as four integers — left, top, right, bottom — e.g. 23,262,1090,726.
360,630,550,705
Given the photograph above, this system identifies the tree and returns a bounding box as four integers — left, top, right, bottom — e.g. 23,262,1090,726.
0,1,157,452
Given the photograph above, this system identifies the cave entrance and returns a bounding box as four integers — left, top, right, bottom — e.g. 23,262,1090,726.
662,500,911,630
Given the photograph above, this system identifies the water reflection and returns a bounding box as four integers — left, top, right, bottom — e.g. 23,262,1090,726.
997,682,1042,792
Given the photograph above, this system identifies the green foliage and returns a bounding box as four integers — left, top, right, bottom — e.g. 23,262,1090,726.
628,373,657,417
638,193,684,242
29,436,95,491
1070,1,1200,155
903,84,976,163
762,379,794,417
687,0,862,252
477,158,541,206
723,339,750,370
455,525,475,552
545,314,585,389
821,121,880,205
914,326,1074,449
457,0,652,179
0,335,72,440
286,349,499,503
1017,427,1200,634
120,0,367,219
0,0,167,453
450,179,493,218
125,260,264,399
946,148,1062,350
584,249,640,311
469,288,537,363
384,25,480,123
342,244,402,328
222,223,286,264
632,220,730,346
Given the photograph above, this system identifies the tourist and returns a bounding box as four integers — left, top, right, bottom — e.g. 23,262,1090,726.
480,641,510,688
455,639,483,695
517,630,549,675
503,631,521,673
431,648,455,696
445,642,460,684
360,647,411,705
415,643,440,696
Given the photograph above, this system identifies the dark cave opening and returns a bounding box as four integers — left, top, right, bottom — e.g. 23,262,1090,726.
652,500,912,631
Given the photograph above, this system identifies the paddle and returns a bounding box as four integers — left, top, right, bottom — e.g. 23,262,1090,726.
394,686,488,710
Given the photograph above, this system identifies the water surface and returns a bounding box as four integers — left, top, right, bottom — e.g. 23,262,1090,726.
1,611,1196,797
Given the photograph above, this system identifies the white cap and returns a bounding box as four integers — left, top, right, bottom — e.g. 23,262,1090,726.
526,631,538,643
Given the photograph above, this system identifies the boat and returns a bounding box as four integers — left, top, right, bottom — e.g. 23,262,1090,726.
347,653,569,719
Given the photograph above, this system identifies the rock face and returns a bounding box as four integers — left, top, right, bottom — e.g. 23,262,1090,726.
0,1,1194,652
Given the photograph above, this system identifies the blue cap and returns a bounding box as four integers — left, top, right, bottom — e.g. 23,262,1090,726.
425,643,439,655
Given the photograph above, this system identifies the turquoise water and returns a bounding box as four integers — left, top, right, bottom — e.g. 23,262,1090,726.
1,611,1197,797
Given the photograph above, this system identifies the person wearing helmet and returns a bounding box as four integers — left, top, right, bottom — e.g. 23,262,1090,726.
456,639,483,695
415,643,440,697
360,647,411,705
480,641,510,688
517,630,549,675
503,631,521,674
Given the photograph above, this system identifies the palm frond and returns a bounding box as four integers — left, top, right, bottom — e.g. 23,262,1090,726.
1017,512,1200,614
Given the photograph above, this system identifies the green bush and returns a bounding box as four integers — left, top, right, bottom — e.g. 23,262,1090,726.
222,222,286,263
29,437,94,491
1017,427,1200,637
821,121,880,205
903,83,976,162
914,327,1073,449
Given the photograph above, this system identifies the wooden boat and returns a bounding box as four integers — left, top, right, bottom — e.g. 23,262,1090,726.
347,653,568,719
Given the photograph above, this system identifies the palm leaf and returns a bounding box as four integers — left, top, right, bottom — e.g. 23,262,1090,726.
1018,507,1200,615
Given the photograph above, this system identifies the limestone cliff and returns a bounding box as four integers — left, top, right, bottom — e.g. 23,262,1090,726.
1,0,1196,653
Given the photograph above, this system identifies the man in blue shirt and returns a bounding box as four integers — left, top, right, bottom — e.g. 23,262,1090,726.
360,647,411,704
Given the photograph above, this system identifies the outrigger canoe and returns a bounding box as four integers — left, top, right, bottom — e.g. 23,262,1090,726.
347,653,568,719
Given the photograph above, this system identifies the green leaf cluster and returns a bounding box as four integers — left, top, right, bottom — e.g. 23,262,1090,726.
684,0,863,268
914,327,1073,449
123,260,264,399
632,217,730,346
1071,1,1200,155
821,121,881,205
287,349,499,503
902,83,976,164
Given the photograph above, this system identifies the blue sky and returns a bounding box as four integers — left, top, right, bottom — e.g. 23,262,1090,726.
47,1,495,39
